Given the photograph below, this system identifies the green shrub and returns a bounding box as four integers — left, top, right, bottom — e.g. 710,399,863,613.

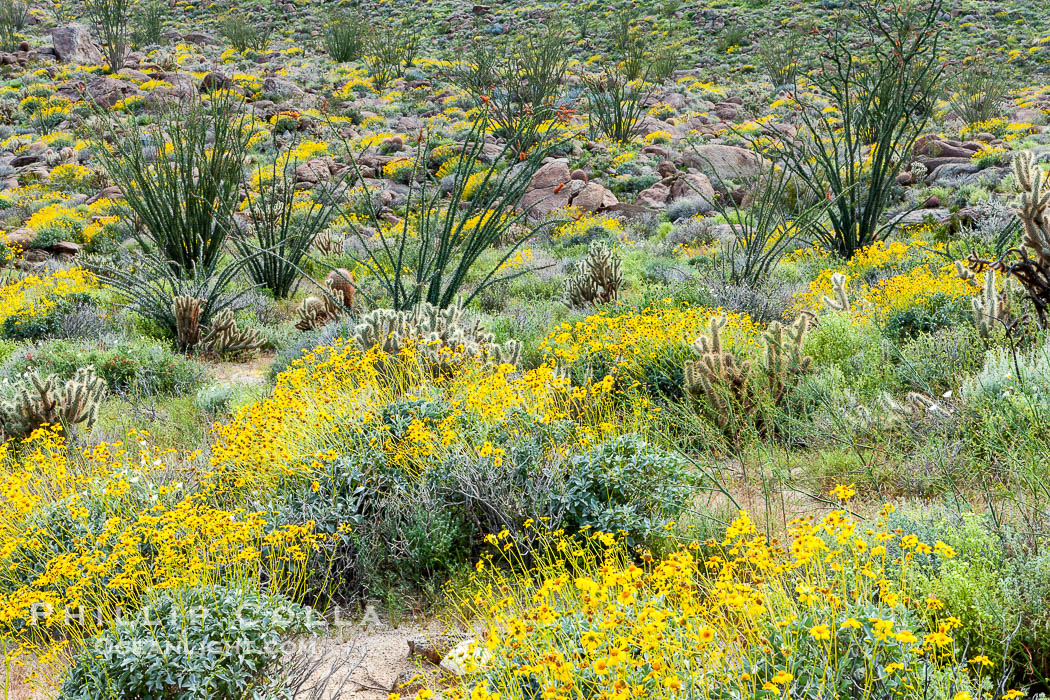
323,11,364,62
554,434,692,547
60,585,318,699
2,338,204,396
219,10,273,52
881,293,969,341
894,326,985,395
92,90,249,273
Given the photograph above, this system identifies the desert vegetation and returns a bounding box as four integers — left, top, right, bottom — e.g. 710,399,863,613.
1,0,1050,698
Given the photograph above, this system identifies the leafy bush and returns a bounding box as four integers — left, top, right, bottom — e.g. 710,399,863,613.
2,338,204,396
881,293,969,341
60,585,318,700
803,313,888,397
554,434,692,547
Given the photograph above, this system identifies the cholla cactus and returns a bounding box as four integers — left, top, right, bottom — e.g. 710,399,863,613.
963,151,1050,328
295,279,347,331
201,309,262,359
683,314,812,437
354,301,521,374
822,272,851,312
173,295,203,352
564,240,623,308
1014,150,1050,265
881,391,952,422
0,368,106,439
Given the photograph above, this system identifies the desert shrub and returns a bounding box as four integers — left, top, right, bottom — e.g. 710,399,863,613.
0,0,29,51
219,10,273,52
234,155,341,299
946,56,1014,125
194,383,238,415
323,11,364,62
963,336,1050,409
764,0,944,258
584,65,653,143
84,0,132,72
364,19,419,89
553,434,693,547
881,293,969,341
92,89,249,273
1006,544,1050,681
446,25,568,138
90,247,258,354
894,326,986,395
805,313,891,396
60,585,318,700
130,0,163,48
336,113,559,310
756,30,805,88
1,338,203,395
700,162,825,288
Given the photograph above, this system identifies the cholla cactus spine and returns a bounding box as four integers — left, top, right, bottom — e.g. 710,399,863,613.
683,314,812,436
822,272,851,312
1014,150,1050,265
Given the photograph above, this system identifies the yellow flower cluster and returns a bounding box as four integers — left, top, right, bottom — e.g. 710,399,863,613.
0,427,320,681
449,501,1000,700
0,267,95,327
552,211,624,241
210,342,616,489
792,241,980,320
541,304,760,381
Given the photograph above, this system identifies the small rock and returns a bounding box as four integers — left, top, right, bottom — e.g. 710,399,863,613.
439,639,491,676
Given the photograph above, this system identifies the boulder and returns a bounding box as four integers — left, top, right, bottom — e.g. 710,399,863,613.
51,24,103,64
4,228,36,249
637,182,671,208
571,182,618,212
439,639,492,676
670,172,714,206
261,76,304,100
519,187,570,219
529,159,570,190
682,145,765,181
325,268,355,309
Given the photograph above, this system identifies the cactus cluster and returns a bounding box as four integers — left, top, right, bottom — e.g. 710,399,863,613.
0,368,106,439
173,296,261,358
966,151,1050,328
958,266,1018,338
683,314,812,437
295,279,346,332
822,272,851,312
201,309,262,359
353,301,521,374
881,391,952,422
564,240,623,308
